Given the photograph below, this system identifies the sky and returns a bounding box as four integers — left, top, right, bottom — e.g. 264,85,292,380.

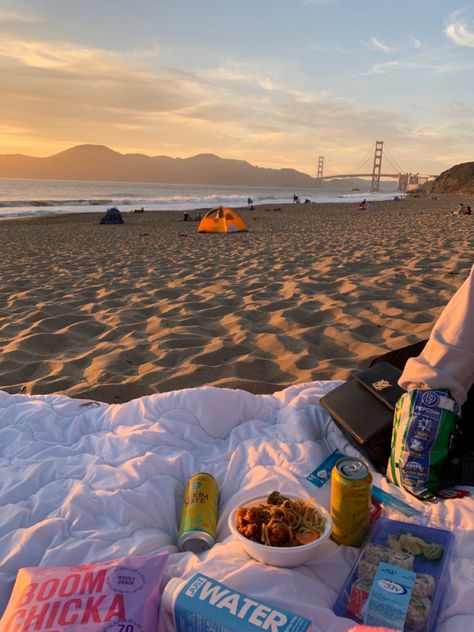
1,0,474,177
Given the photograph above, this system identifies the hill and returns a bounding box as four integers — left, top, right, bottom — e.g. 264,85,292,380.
0,144,321,187
424,161,474,194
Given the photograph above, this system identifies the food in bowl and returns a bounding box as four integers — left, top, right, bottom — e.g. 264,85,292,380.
235,491,326,547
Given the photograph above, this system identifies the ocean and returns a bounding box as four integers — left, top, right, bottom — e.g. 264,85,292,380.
0,178,402,220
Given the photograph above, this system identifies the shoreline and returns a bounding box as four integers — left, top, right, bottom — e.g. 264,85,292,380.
0,189,463,222
0,190,408,222
0,193,472,403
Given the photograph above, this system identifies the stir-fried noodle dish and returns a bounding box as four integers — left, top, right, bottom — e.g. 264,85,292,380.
235,491,326,547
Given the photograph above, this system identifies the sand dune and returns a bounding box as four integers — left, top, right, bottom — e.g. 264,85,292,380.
0,195,471,403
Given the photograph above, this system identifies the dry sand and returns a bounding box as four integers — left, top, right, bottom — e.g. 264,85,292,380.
0,194,472,403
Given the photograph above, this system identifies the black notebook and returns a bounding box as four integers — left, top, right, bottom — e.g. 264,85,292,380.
320,362,404,472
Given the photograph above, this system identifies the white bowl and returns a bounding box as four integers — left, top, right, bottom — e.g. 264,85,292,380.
228,495,333,567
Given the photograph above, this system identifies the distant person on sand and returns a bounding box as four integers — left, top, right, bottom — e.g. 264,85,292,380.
358,199,367,210
293,194,300,203
183,212,191,222
366,201,372,211
453,203,465,215
195,212,202,222
465,206,472,216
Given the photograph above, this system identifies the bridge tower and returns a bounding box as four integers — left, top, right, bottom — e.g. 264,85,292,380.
316,155,324,185
370,140,384,192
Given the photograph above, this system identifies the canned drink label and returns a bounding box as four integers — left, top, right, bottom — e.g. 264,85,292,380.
331,458,372,547
364,562,415,629
179,474,218,539
174,573,311,632
307,450,345,487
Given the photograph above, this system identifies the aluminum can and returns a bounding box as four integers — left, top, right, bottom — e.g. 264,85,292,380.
330,457,372,547
178,472,218,553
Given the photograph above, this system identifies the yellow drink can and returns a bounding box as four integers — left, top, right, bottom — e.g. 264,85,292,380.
178,472,219,553
330,457,372,547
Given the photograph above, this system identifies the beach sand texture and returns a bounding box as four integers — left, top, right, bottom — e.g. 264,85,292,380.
0,195,472,403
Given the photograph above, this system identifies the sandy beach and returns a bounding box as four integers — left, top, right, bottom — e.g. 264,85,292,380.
0,194,471,403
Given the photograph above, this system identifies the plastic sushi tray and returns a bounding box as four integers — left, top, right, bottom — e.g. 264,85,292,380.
333,517,453,632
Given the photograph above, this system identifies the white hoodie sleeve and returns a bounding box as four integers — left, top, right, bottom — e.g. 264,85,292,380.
399,264,474,405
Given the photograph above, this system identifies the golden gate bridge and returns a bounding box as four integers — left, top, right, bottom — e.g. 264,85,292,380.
316,140,438,192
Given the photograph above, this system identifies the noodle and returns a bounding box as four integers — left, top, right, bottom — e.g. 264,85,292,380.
235,492,326,547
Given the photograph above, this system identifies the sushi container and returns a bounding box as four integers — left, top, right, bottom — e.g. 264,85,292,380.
333,517,453,632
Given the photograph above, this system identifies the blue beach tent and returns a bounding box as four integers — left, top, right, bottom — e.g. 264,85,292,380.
99,207,124,224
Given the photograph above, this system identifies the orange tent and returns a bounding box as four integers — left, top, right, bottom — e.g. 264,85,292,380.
197,206,248,233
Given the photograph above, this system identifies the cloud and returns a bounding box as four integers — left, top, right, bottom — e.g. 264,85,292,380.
445,11,474,47
0,32,471,175
363,49,473,76
0,32,410,173
0,35,211,160
309,42,353,53
0,10,38,24
411,33,422,49
0,38,96,69
366,37,391,53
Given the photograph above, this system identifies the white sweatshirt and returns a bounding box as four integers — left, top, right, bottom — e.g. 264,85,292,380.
399,264,474,405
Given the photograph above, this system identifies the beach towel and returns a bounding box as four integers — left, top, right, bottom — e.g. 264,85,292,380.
0,382,472,631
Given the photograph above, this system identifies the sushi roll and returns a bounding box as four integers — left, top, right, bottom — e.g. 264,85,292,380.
363,543,388,565
386,549,415,570
347,578,372,622
412,573,435,599
406,596,431,631
357,559,378,580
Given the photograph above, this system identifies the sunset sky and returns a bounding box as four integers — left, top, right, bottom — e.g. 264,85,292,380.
1,0,474,176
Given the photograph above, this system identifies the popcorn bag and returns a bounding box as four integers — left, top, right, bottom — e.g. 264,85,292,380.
0,551,169,632
387,389,460,499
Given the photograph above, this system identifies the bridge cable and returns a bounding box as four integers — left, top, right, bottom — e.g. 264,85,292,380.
383,153,400,174
348,145,374,175
323,159,339,176
384,145,404,174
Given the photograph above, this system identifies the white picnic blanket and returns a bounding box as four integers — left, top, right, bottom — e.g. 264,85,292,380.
0,382,473,631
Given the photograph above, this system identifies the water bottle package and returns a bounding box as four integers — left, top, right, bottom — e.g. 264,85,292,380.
387,389,461,500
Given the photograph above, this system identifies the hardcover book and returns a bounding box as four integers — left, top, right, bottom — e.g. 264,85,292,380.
320,362,403,472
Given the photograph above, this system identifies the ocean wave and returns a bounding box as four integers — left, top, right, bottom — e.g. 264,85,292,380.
0,194,249,208
0,180,402,219
0,199,114,208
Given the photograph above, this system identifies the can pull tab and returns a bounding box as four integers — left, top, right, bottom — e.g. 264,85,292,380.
346,463,364,474
340,461,366,477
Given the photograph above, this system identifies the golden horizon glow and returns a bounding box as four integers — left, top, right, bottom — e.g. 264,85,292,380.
1,3,474,175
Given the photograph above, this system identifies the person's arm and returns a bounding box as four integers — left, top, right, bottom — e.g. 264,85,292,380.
399,264,474,405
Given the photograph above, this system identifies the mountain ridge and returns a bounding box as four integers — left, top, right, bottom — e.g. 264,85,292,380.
0,144,320,187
